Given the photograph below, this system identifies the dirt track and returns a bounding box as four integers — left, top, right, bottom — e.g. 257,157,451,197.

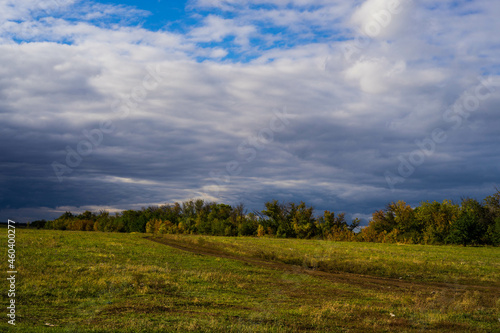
145,236,500,296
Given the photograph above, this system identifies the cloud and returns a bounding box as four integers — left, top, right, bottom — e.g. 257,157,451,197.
0,0,499,224
349,0,415,40
189,15,256,47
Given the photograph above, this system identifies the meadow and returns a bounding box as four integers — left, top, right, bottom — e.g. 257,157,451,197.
1,229,499,332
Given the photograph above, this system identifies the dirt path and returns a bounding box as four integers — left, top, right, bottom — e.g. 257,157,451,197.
145,236,500,296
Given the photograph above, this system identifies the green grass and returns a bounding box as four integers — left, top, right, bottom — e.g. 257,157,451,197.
1,230,499,332
160,234,500,286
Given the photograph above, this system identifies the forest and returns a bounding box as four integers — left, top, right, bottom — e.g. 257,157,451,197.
34,190,500,246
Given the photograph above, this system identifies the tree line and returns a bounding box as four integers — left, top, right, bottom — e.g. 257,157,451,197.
34,190,500,246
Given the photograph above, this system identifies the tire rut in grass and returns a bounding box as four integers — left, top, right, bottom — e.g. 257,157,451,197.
145,236,500,296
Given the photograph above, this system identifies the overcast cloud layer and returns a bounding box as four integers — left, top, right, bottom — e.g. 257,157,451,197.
1,0,500,223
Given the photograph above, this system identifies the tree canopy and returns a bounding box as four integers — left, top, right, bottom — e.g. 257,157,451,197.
42,190,500,246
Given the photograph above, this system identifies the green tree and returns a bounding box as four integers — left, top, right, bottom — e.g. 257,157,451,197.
447,213,480,246
261,200,290,237
416,200,459,244
446,199,487,246
483,190,500,245
290,202,316,239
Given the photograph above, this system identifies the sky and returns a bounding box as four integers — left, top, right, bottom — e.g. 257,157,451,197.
1,0,500,224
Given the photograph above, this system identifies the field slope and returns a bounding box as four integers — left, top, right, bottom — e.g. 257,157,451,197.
1,230,499,332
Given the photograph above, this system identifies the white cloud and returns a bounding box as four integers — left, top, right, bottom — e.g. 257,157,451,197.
343,57,448,94
349,0,415,40
189,15,256,47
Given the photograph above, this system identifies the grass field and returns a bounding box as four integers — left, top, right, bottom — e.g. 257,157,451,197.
1,229,499,332
155,234,500,285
